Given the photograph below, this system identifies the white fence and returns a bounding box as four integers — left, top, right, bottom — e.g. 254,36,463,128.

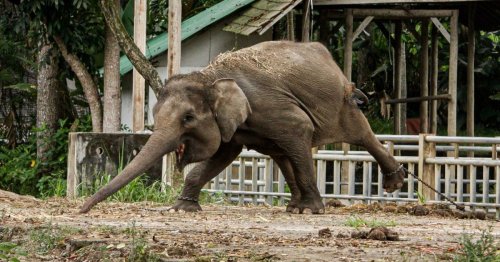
190,134,500,218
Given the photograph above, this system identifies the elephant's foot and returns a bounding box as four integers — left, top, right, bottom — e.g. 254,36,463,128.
285,197,301,213
292,196,325,214
383,165,406,193
169,198,202,212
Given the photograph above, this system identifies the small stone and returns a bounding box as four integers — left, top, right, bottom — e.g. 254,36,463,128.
411,205,429,216
431,209,451,217
319,228,332,238
325,199,345,208
464,211,475,219
452,210,466,219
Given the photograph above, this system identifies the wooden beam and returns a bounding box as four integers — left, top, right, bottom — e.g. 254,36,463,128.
316,0,483,5
352,9,454,19
385,94,451,104
430,17,450,43
132,0,147,132
420,19,430,134
301,0,312,42
430,26,439,134
353,16,374,41
467,4,475,138
394,21,403,135
448,10,459,137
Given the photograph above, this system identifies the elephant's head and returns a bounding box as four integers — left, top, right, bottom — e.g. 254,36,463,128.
79,75,251,213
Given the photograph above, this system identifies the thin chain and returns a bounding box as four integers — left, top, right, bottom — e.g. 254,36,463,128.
178,196,198,203
403,166,465,211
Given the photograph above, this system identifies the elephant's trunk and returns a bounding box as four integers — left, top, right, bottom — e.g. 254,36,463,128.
79,131,177,213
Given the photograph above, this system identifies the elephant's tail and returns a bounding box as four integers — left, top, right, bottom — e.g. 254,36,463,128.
344,82,369,106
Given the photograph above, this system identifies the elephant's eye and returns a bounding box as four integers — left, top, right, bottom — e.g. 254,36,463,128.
183,114,195,123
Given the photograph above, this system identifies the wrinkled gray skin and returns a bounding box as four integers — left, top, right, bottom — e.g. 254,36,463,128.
80,41,406,214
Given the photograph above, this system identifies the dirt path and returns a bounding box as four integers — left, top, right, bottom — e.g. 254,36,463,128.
0,193,498,261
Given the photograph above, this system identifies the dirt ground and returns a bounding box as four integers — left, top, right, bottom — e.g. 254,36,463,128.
1,191,499,261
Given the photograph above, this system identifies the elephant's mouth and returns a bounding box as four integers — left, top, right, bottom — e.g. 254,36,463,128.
175,143,186,169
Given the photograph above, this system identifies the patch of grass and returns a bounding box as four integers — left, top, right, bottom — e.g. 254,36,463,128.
454,227,499,262
0,242,27,262
344,215,397,229
28,224,81,255
125,222,161,262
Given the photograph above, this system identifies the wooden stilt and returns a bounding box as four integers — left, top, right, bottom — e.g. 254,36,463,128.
341,9,353,194
448,10,459,137
132,0,147,132
301,0,311,42
430,26,439,134
467,5,475,138
420,19,430,134
394,22,403,135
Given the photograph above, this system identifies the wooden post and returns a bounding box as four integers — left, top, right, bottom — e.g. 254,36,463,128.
420,19,430,134
318,9,329,46
287,11,295,41
341,9,353,194
467,5,475,139
448,10,459,137
301,0,311,42
132,0,147,132
165,0,183,188
430,26,439,134
418,134,436,201
401,41,407,134
394,22,403,135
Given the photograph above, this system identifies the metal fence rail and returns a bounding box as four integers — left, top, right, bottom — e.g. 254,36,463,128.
185,134,500,218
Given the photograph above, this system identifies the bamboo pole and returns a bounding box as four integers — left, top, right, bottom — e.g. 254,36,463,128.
448,10,459,137
401,41,407,134
420,19,430,133
430,26,439,134
287,11,295,41
132,0,147,132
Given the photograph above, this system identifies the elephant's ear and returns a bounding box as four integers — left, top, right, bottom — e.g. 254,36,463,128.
209,78,252,143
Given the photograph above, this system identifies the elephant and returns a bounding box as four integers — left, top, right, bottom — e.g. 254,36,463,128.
80,41,406,214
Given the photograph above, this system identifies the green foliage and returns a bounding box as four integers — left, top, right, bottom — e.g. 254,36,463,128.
0,117,91,197
0,242,26,262
344,215,397,229
125,222,161,262
454,227,499,262
28,224,80,255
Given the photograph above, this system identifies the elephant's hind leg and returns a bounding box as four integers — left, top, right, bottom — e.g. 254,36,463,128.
170,142,243,212
272,156,301,213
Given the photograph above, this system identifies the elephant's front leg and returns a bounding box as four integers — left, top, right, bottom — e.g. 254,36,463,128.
170,143,243,212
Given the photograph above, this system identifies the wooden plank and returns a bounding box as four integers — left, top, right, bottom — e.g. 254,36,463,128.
258,0,302,35
385,94,451,104
316,0,480,5
66,133,77,198
132,0,147,132
353,16,374,41
430,17,450,43
253,0,291,11
352,9,454,18
420,19,430,133
448,10,459,137
223,23,260,35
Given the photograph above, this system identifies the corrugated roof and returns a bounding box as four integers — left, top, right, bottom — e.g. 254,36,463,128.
223,0,302,36
102,0,256,76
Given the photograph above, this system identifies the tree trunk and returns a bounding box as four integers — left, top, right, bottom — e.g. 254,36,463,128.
100,0,163,97
36,41,73,160
53,36,103,132
102,0,121,133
